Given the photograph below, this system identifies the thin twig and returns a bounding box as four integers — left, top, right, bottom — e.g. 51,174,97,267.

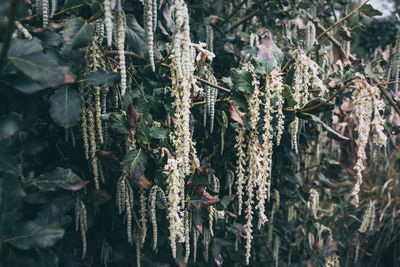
105,50,145,60
226,8,260,32
53,2,88,17
193,98,230,106
0,0,18,71
316,0,370,40
372,77,400,116
195,76,231,93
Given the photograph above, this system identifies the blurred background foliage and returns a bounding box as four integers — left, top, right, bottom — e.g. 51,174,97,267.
0,0,400,266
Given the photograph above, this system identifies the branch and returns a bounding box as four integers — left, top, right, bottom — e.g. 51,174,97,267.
53,1,88,17
0,0,18,71
105,50,145,60
372,77,400,116
316,0,370,40
195,76,231,93
226,8,260,32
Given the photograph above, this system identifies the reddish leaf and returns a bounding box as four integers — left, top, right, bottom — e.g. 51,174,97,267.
63,180,89,191
228,100,245,126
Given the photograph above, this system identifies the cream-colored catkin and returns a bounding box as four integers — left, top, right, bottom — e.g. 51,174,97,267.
305,21,316,51
42,0,49,27
209,206,215,237
144,0,155,72
14,21,32,39
134,229,141,267
94,86,104,144
104,0,112,46
50,0,56,17
184,211,190,264
149,186,167,251
87,99,100,189
270,70,285,145
193,226,200,263
359,201,375,233
139,191,148,245
75,199,88,259
235,128,247,216
117,11,127,96
221,111,228,155
116,175,134,244
101,239,112,267
307,188,319,219
79,87,90,159
203,228,211,263
273,235,280,267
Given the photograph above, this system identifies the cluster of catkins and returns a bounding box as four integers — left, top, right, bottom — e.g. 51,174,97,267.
234,64,285,264
290,49,327,153
79,33,108,190
164,0,199,259
350,81,386,206
103,0,127,95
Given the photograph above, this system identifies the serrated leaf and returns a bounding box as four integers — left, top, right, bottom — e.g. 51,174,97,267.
85,69,121,87
231,68,253,93
4,221,64,250
0,173,25,235
49,87,82,128
359,4,382,17
122,148,147,175
62,17,93,49
32,167,82,191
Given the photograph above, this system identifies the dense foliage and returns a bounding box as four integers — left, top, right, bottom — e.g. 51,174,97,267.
1,0,400,266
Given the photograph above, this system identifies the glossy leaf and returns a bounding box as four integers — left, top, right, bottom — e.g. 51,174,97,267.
85,69,121,87
49,87,82,128
32,167,82,191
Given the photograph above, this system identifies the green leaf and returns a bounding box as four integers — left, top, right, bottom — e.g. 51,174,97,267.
301,97,334,114
0,113,22,141
37,249,60,267
35,203,72,228
231,68,253,93
108,112,130,134
149,125,170,140
49,87,81,128
85,70,121,87
365,62,374,79
7,52,74,93
254,33,283,74
32,167,82,191
122,149,147,175
305,114,350,141
125,14,146,54
298,1,312,9
4,221,64,250
6,38,43,57
62,17,93,49
283,84,297,108
359,4,382,17
0,173,25,235
0,149,22,176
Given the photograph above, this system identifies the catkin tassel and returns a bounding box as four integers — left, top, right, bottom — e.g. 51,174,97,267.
117,10,127,95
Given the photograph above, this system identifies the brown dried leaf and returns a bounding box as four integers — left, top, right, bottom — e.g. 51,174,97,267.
229,100,245,126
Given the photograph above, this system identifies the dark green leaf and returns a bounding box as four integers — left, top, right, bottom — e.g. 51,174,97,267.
359,4,382,17
62,17,93,49
4,221,64,250
6,38,42,57
122,149,147,174
125,14,146,54
49,87,82,128
306,114,350,141
37,249,60,267
85,70,121,87
108,112,130,134
32,167,82,191
0,149,22,175
283,84,297,108
298,1,312,9
35,203,72,228
0,173,25,235
149,125,170,139
231,68,253,93
0,113,22,141
301,97,334,114
7,52,74,92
